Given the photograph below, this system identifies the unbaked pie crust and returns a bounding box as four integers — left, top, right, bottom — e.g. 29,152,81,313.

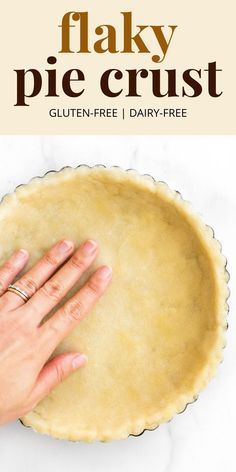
0,166,229,441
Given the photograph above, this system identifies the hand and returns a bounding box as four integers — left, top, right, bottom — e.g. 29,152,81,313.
0,240,112,425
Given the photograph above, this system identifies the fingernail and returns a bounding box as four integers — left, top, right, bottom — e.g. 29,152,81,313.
81,240,98,256
58,240,74,253
15,249,28,263
72,354,88,370
97,265,112,281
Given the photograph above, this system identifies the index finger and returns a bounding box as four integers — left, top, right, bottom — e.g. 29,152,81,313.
24,239,99,322
39,265,112,358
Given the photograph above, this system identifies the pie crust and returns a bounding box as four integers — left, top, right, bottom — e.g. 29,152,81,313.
0,166,229,442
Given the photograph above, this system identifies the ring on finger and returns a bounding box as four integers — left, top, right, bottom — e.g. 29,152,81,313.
7,284,30,302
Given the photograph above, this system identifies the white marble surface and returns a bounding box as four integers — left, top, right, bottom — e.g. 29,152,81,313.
0,136,235,472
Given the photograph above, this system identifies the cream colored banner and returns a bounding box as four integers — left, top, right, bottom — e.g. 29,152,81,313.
1,0,235,134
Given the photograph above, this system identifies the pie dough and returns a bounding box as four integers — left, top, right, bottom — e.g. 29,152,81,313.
0,166,229,441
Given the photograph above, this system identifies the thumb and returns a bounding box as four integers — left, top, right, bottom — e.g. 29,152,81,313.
31,352,87,404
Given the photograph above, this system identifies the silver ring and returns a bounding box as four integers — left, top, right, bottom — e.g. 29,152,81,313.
7,284,30,302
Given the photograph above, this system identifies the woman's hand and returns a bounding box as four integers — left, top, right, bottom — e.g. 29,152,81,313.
0,240,112,425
